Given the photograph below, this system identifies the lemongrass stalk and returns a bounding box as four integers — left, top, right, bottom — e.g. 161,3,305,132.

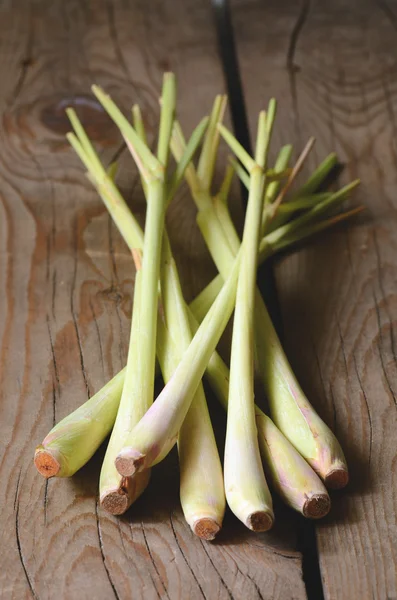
230,145,293,197
94,74,175,455
271,206,364,252
115,255,241,477
255,410,330,518
158,245,225,538
224,109,274,532
172,118,351,489
133,105,225,539
197,94,228,190
271,138,315,210
261,137,315,235
258,179,360,257
264,145,293,205
99,265,151,513
277,193,331,213
228,156,250,190
265,151,339,233
213,164,236,245
67,78,175,510
34,369,126,478
296,152,338,196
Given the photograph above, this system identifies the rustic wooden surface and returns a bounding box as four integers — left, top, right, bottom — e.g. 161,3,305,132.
0,1,310,599
232,0,397,598
1,0,395,598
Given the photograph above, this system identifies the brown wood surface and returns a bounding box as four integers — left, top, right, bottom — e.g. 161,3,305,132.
0,1,308,599
231,0,397,598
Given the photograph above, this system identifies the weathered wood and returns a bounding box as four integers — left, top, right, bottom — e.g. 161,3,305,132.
0,1,307,598
231,0,397,598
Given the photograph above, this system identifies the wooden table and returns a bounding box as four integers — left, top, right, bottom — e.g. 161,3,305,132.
1,1,396,598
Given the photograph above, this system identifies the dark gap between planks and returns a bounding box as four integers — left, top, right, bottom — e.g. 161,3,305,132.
211,0,282,331
211,1,325,598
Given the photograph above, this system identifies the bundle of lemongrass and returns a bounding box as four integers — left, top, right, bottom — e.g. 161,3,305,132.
35,73,360,540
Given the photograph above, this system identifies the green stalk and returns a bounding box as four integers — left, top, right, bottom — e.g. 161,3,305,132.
93,74,175,469
254,410,330,518
265,151,339,233
34,369,125,478
133,106,225,539
114,255,240,477
224,109,274,532
297,152,338,196
277,193,331,213
100,266,151,513
258,180,360,257
264,145,293,205
172,117,350,489
158,243,225,538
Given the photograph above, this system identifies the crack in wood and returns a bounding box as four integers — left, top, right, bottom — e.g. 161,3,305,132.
199,537,235,600
169,511,207,600
140,521,170,600
94,498,122,600
15,469,39,600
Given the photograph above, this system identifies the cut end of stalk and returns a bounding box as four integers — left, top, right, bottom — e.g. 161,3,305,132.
325,467,349,490
245,511,274,532
34,447,60,478
115,448,145,477
302,493,331,519
193,518,221,541
101,487,130,515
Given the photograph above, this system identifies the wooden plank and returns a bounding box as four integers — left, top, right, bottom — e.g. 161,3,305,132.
231,0,397,598
0,1,307,598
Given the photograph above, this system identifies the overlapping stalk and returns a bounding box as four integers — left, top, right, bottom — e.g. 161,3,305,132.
99,263,151,513
91,74,175,510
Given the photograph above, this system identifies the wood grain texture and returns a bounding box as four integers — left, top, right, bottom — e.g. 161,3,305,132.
0,1,307,598
231,0,397,598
